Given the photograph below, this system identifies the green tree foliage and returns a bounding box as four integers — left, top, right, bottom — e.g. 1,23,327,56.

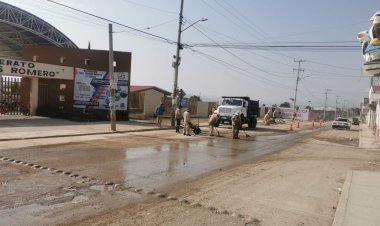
280,102,291,108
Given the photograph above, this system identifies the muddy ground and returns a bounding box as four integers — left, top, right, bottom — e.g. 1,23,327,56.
1,121,378,226
63,126,380,226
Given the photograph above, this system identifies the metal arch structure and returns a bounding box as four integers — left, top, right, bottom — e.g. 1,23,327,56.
0,1,78,59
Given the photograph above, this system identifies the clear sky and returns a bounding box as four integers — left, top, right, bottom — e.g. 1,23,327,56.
2,0,378,109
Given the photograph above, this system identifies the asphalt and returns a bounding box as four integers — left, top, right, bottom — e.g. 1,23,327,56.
0,116,379,225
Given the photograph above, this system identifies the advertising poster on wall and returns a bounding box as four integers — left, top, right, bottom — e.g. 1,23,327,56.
279,107,309,120
73,68,129,110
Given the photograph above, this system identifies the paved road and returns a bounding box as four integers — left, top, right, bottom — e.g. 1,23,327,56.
1,128,317,194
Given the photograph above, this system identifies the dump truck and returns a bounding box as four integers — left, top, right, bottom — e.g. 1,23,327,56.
217,96,260,128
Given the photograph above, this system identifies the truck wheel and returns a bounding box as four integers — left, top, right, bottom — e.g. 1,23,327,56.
252,117,257,128
215,118,221,127
248,118,253,128
239,115,245,129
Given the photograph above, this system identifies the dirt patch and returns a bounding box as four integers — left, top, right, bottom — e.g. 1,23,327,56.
312,128,359,147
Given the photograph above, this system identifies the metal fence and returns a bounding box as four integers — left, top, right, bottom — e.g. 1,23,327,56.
0,76,28,115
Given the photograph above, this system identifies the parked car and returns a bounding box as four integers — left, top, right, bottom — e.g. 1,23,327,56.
352,117,360,125
332,118,351,130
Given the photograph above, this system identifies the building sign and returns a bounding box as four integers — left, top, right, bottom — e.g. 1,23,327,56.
0,58,73,80
279,107,309,120
73,68,129,110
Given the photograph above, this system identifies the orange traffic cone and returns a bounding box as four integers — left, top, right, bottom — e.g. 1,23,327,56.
289,121,294,131
319,119,323,127
297,120,300,128
311,119,314,128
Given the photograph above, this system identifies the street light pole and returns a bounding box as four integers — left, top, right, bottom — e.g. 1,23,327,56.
171,0,184,127
335,95,340,119
323,88,331,120
293,59,305,119
170,0,207,126
109,23,116,131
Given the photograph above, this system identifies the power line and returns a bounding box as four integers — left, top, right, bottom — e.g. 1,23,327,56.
121,0,177,14
189,48,294,90
212,0,267,41
189,43,360,50
46,0,176,44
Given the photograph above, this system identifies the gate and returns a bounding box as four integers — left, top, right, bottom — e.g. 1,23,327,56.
0,76,29,115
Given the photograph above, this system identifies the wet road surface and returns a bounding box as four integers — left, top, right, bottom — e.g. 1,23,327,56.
0,129,322,225
121,131,313,191
0,129,317,194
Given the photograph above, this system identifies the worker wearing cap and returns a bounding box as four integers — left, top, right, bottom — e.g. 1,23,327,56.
231,113,240,139
183,109,191,136
175,106,182,133
208,110,219,136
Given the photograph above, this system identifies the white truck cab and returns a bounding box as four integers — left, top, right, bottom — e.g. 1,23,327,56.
217,96,259,128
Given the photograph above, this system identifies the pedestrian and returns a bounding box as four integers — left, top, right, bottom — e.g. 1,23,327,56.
231,113,240,139
208,110,219,136
292,111,297,121
263,111,270,125
211,105,216,115
175,106,182,133
272,108,278,123
155,102,165,128
183,109,191,136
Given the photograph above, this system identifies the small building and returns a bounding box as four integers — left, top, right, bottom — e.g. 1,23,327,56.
21,45,132,120
367,85,380,134
129,85,171,118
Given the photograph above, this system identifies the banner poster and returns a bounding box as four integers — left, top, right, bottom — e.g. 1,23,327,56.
73,68,129,110
279,107,309,121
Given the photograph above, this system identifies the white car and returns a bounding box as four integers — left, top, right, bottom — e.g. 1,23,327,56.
332,118,351,130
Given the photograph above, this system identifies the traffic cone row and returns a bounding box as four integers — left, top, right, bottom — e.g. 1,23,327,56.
289,121,294,131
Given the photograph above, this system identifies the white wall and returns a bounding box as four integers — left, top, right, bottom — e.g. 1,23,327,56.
197,102,209,117
143,89,165,116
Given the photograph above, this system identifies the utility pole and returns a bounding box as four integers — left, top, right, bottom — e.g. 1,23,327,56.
323,88,331,120
109,23,116,131
335,96,340,119
171,0,184,127
293,59,305,119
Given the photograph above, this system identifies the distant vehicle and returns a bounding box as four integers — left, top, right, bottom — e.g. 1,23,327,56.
217,96,260,129
332,118,351,130
352,117,360,125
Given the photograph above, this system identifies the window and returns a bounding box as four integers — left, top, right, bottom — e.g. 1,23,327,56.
60,57,67,64
33,55,39,61
85,59,91,65
59,95,66,102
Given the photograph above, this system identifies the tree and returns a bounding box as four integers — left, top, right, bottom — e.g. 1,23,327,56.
189,95,201,102
280,102,291,108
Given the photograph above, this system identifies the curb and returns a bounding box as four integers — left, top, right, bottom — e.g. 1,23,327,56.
332,170,353,226
0,127,173,142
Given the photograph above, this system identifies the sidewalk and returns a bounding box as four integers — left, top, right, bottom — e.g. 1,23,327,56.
0,116,166,141
359,123,380,149
333,124,380,226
